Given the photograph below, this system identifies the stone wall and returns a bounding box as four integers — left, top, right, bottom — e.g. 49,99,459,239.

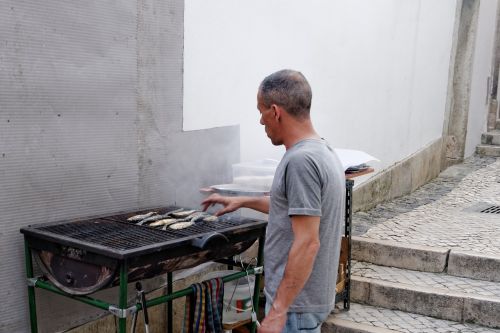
353,138,444,212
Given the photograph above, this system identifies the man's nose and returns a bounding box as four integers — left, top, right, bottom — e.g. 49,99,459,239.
260,117,264,125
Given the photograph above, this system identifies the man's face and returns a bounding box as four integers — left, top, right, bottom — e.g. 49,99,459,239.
257,92,282,146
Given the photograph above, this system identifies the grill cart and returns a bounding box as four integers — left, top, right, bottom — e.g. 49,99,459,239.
21,207,267,333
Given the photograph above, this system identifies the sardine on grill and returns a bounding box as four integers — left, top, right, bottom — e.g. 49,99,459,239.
127,212,157,222
169,221,194,230
149,218,177,227
137,208,184,225
171,210,197,218
188,212,209,222
203,215,218,222
138,214,168,225
189,212,218,223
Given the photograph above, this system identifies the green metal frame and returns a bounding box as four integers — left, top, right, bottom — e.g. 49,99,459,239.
25,235,265,333
250,234,265,333
25,241,38,333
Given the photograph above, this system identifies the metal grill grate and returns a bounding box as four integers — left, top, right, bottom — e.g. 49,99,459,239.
36,217,247,251
38,220,179,250
164,219,241,236
480,205,500,214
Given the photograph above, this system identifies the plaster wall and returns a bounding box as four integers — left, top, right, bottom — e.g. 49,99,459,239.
184,0,457,175
0,1,238,332
464,0,499,156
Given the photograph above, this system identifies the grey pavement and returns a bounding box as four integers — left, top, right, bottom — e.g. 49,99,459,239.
329,303,500,333
352,155,499,237
353,156,500,255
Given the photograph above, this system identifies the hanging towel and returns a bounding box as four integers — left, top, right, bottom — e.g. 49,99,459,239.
183,277,224,333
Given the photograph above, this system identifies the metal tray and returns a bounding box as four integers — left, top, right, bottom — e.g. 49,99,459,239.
210,184,270,196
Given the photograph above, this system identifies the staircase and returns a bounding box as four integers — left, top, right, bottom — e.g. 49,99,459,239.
322,238,500,332
476,129,500,157
322,156,500,333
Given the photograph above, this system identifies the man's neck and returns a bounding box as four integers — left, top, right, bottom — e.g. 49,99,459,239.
283,120,320,150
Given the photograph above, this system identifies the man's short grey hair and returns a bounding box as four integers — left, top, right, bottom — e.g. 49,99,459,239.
259,69,312,119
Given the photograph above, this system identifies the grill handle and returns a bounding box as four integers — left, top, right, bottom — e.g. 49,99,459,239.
191,232,229,249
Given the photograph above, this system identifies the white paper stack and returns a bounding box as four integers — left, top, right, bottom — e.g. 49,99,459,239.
334,148,380,171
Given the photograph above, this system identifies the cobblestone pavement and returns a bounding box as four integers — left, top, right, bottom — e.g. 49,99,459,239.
352,155,498,236
352,261,500,297
353,156,500,255
334,303,500,333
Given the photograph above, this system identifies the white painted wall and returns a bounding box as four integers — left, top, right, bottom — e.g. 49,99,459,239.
184,0,457,175
465,0,498,157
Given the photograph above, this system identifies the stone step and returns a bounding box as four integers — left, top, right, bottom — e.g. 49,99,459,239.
476,144,500,156
350,261,500,328
481,130,500,145
352,236,448,273
323,303,500,333
352,236,500,283
447,250,500,283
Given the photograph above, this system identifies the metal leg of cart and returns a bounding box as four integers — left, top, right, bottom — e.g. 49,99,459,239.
167,272,173,333
250,234,265,333
118,261,128,333
25,240,39,333
344,179,354,310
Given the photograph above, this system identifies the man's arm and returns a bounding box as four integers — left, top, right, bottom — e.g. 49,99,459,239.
259,215,321,333
201,193,270,216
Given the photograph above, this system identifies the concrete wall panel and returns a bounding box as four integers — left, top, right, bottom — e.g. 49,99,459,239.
465,0,499,156
0,0,239,331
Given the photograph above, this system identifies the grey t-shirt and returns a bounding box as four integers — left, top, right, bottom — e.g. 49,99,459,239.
264,139,345,313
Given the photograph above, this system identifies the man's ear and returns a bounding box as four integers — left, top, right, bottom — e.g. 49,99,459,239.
271,104,282,121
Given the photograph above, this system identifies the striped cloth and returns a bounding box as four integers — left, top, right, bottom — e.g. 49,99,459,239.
183,277,224,333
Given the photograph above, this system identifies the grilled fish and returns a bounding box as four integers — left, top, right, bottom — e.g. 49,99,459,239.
127,212,157,222
187,212,209,222
137,208,184,225
171,210,197,218
169,221,194,230
202,215,217,222
149,218,177,227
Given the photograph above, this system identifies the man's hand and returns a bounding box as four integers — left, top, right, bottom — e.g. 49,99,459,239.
201,194,242,216
258,305,287,333
201,194,270,216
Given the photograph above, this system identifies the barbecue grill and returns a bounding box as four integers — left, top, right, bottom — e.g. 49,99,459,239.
21,206,266,333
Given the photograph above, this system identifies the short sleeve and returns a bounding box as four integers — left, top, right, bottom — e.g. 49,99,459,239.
285,154,322,216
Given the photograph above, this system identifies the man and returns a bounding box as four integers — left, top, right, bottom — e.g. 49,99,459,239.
202,69,345,333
